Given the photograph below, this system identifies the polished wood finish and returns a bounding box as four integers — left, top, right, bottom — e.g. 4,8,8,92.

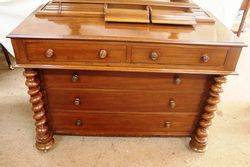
191,8,215,23
23,69,54,151
150,6,197,25
25,40,126,64
36,1,213,25
8,11,245,47
189,75,226,152
104,4,150,23
43,70,208,91
9,0,245,152
36,2,104,17
130,44,228,67
52,0,197,8
46,88,206,113
12,39,241,73
50,111,199,136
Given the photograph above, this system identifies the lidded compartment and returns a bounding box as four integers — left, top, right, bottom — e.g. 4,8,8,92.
150,5,196,25
104,4,150,23
36,1,104,17
35,0,214,25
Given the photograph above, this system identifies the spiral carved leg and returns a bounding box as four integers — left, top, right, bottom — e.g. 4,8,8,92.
189,75,226,153
23,69,54,152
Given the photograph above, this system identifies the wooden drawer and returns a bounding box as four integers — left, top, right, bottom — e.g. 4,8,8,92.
43,70,209,92
25,40,126,63
50,111,199,136
131,45,229,67
47,88,206,113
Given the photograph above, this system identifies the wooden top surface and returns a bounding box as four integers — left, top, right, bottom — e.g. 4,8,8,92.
52,0,196,7
8,3,246,47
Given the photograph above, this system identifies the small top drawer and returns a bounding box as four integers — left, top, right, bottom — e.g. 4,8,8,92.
25,40,126,64
131,45,229,67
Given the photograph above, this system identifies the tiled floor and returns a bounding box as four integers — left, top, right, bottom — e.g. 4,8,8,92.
0,17,250,167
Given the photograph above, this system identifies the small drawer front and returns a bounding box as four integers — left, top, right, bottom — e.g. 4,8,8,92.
25,40,126,63
47,88,205,113
51,111,198,136
43,70,208,92
131,45,228,66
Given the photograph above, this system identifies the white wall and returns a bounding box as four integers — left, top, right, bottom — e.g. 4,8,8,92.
194,0,243,28
0,0,48,54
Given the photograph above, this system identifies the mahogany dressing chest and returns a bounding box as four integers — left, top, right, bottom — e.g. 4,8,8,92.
8,0,246,152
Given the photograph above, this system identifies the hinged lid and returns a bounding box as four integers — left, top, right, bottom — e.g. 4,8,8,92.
36,0,215,25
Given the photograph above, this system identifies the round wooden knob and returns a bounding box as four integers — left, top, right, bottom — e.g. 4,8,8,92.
150,52,159,61
99,49,107,59
45,49,54,58
169,99,176,109
74,97,81,106
75,119,83,126
201,55,210,63
72,73,79,82
174,75,181,85
164,122,171,128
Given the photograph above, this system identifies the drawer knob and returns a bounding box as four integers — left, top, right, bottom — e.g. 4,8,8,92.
99,49,107,59
72,73,79,82
169,99,176,109
75,119,83,126
45,49,54,58
201,55,210,63
150,52,159,61
74,97,81,106
174,75,181,85
164,121,171,128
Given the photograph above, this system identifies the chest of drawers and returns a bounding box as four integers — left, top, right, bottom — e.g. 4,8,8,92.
9,1,246,153
44,70,206,135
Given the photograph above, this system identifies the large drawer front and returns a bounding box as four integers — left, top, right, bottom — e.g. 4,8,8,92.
131,45,228,66
50,111,198,136
47,88,205,113
43,70,209,92
25,40,126,63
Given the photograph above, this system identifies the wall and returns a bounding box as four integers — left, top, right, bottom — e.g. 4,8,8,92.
194,0,243,28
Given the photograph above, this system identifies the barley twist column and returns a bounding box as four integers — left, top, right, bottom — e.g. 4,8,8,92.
23,69,54,152
189,75,226,152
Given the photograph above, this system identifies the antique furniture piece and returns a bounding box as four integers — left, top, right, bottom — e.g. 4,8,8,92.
232,0,250,37
8,0,246,153
237,0,250,36
0,43,13,70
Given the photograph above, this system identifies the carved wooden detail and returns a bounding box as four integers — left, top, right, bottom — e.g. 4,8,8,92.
23,69,55,151
189,75,226,152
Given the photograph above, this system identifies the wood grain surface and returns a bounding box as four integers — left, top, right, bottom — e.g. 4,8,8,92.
50,110,199,136
25,40,126,63
43,70,209,91
46,88,206,113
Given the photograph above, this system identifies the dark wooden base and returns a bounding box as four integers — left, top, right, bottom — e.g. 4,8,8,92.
22,68,228,153
36,135,55,152
189,135,207,153
189,76,226,153
24,69,55,152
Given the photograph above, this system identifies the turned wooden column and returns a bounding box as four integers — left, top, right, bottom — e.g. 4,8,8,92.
190,75,226,153
23,69,54,151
